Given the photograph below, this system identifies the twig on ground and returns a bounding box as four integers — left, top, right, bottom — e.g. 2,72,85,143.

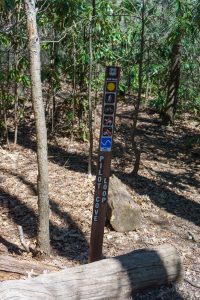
184,278,200,288
17,225,30,252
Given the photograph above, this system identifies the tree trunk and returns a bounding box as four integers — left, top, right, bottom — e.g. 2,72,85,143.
88,17,93,177
4,50,11,148
0,244,183,299
14,55,19,146
127,68,131,101
71,34,76,139
131,0,146,176
162,38,181,125
50,30,59,133
24,0,50,255
92,0,96,18
13,1,22,146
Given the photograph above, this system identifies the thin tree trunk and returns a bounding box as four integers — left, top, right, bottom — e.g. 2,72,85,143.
92,0,96,18
162,38,181,125
88,0,96,176
14,80,19,145
51,42,55,133
3,107,10,149
149,81,152,97
71,34,76,140
93,63,99,128
145,79,149,105
144,48,150,106
80,26,87,92
50,35,57,133
128,68,131,101
131,0,146,176
4,50,11,148
88,17,93,177
51,90,56,133
13,2,21,146
14,50,20,146
24,0,50,255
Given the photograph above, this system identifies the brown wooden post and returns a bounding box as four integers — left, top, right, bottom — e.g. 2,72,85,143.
89,66,120,262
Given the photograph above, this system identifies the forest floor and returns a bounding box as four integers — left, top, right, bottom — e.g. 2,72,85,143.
0,101,199,299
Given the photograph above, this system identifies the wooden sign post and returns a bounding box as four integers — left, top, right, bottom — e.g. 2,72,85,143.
89,66,120,262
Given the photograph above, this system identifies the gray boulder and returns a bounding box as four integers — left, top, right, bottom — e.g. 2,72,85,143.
107,175,141,232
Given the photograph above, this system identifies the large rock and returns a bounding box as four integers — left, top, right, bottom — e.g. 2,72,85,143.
107,175,141,232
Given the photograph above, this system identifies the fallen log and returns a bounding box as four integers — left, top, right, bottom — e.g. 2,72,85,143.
0,255,58,276
0,244,183,300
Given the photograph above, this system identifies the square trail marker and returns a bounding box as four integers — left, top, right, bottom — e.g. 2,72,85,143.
100,137,112,151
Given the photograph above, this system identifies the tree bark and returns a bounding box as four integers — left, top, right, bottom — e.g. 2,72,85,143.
24,0,50,254
71,34,76,139
131,0,146,176
162,38,181,125
0,244,183,299
88,16,93,177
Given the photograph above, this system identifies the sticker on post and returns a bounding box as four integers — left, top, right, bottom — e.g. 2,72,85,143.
105,93,115,104
107,67,118,78
104,105,114,115
104,116,113,126
102,127,112,137
100,137,112,152
106,82,116,92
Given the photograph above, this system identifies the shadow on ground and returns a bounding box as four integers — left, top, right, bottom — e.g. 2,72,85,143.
0,172,88,261
0,235,21,255
2,108,199,261
14,125,91,174
115,171,200,227
113,108,200,227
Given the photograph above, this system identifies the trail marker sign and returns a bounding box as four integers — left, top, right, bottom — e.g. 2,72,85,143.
89,66,120,262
